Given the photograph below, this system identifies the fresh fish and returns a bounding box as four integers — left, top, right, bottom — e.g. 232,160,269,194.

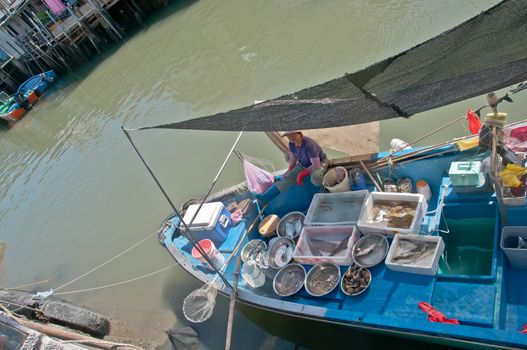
285,222,295,238
392,242,436,263
274,245,288,268
330,236,350,256
286,246,294,261
294,220,303,236
309,238,339,254
355,242,379,257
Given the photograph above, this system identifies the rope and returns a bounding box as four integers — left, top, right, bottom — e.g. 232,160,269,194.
4,277,53,290
54,231,155,292
60,339,144,350
54,264,176,296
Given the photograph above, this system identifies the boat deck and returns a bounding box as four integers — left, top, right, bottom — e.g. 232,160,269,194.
161,148,527,349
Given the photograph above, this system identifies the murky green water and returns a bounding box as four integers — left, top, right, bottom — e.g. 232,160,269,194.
439,218,495,276
0,0,524,348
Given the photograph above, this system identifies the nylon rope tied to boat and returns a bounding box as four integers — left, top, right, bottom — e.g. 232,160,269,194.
54,264,177,296
52,229,161,294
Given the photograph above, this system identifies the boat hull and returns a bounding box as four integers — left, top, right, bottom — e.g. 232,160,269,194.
160,145,527,350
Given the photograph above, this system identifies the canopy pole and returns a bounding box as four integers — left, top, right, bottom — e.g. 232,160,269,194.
490,126,507,225
183,132,244,232
121,127,233,289
265,131,289,158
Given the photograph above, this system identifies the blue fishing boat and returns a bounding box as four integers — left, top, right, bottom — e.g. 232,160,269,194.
124,1,527,348
0,70,56,126
157,137,527,349
17,70,56,98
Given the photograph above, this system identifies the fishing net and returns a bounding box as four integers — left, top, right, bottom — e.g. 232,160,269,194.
182,277,224,323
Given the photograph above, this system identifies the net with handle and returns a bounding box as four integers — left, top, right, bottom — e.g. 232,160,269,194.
182,202,267,323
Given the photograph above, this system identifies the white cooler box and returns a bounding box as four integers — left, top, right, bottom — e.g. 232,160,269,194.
180,202,231,244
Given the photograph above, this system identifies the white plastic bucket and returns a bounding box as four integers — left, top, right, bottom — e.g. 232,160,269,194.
416,180,432,202
191,239,225,270
323,167,350,193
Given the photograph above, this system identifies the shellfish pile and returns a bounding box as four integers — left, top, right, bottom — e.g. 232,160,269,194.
341,266,371,296
369,200,416,229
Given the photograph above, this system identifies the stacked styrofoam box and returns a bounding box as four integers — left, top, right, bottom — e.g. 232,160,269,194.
385,234,445,275
293,226,360,266
356,192,428,236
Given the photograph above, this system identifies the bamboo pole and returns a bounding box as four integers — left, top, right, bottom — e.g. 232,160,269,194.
490,126,507,224
377,115,467,162
369,142,456,171
359,160,382,192
224,255,242,350
265,131,289,157
371,148,458,170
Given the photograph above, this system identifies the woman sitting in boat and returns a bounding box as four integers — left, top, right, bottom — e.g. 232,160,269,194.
278,131,327,190
255,131,327,204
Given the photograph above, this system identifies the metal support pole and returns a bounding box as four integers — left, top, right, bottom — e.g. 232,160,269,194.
121,127,234,289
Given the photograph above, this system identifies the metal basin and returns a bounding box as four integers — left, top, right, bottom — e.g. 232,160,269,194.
241,239,267,263
273,263,306,297
267,237,295,269
304,262,340,297
277,212,305,239
341,265,371,296
352,233,389,268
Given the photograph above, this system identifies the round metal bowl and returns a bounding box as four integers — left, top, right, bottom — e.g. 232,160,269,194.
352,233,389,268
304,262,340,297
267,237,295,269
277,212,305,239
341,265,371,296
273,263,306,297
241,239,267,263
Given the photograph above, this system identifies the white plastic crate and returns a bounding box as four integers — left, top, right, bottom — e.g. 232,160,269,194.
293,226,360,266
385,234,444,275
501,226,527,269
356,192,428,236
304,190,368,226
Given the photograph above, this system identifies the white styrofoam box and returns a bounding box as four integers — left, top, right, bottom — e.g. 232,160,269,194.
356,192,428,236
385,234,445,275
304,190,368,226
293,226,360,266
501,226,527,269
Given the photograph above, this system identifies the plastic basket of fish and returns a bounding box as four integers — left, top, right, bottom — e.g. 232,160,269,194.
385,234,445,275
293,226,360,266
304,190,369,226
356,192,428,236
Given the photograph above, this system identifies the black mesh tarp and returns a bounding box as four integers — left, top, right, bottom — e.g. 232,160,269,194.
141,0,527,132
